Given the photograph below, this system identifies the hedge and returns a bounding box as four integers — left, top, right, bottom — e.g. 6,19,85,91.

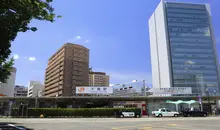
11,108,141,117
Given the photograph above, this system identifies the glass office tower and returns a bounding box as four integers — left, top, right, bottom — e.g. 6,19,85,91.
149,1,220,96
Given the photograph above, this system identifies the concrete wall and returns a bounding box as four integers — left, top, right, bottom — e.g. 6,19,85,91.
149,13,161,89
0,68,16,97
206,4,220,93
149,1,172,88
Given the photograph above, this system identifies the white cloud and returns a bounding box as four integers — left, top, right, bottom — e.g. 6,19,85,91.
109,84,114,87
13,54,19,60
75,36,82,40
84,40,91,43
28,57,36,61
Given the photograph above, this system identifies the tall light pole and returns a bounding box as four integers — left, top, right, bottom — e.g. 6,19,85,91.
143,80,146,96
34,85,40,108
206,88,212,113
206,87,216,113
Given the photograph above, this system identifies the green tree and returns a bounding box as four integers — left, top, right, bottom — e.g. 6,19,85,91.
0,0,60,83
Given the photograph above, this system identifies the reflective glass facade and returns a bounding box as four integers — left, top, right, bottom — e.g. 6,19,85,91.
165,2,219,95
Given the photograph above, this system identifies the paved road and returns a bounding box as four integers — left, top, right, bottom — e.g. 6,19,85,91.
0,117,220,130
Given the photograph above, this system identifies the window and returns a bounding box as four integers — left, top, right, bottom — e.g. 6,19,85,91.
167,13,207,19
166,109,171,112
194,108,200,111
161,109,166,112
166,3,206,10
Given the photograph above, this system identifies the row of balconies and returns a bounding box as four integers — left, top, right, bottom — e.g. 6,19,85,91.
45,78,60,87
45,80,63,91
45,73,61,84
47,58,64,71
45,70,83,85
46,61,64,74
44,87,59,95
48,49,65,66
44,90,63,97
45,71,64,83
46,63,64,76
46,69,60,80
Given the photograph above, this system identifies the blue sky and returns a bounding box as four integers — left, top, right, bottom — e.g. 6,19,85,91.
11,0,220,87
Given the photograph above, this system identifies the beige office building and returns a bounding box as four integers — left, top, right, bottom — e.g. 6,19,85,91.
44,43,89,97
89,71,109,86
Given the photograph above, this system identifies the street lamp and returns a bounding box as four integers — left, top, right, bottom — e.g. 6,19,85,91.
206,88,211,113
205,87,216,113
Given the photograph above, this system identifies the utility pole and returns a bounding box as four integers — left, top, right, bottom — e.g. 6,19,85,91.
207,91,211,113
8,100,13,116
35,96,38,108
143,80,146,96
35,89,39,108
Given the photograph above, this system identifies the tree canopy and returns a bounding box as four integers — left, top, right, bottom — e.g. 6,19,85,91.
0,0,60,83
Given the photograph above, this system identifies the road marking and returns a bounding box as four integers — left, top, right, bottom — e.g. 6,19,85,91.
1,117,220,123
167,124,177,126
112,128,126,130
139,126,152,130
112,128,128,130
192,123,220,127
111,124,152,129
149,125,191,130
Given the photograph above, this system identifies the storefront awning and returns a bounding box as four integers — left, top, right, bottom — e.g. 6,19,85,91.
166,100,183,105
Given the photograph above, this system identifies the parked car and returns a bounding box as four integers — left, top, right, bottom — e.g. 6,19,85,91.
182,108,208,117
115,110,141,118
0,123,31,130
152,108,179,117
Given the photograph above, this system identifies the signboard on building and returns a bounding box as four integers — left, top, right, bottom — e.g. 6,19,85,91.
76,87,113,94
150,87,192,95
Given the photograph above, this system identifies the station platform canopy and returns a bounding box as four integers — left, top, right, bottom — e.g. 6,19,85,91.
166,100,197,105
166,100,197,111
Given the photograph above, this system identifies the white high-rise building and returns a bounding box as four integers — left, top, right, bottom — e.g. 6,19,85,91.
149,1,220,95
27,80,44,97
0,67,16,97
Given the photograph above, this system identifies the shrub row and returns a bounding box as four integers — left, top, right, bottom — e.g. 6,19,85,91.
12,108,141,117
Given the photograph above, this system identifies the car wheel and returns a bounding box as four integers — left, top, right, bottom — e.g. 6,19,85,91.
158,114,163,117
120,114,124,118
174,114,178,117
203,113,207,117
136,114,140,118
